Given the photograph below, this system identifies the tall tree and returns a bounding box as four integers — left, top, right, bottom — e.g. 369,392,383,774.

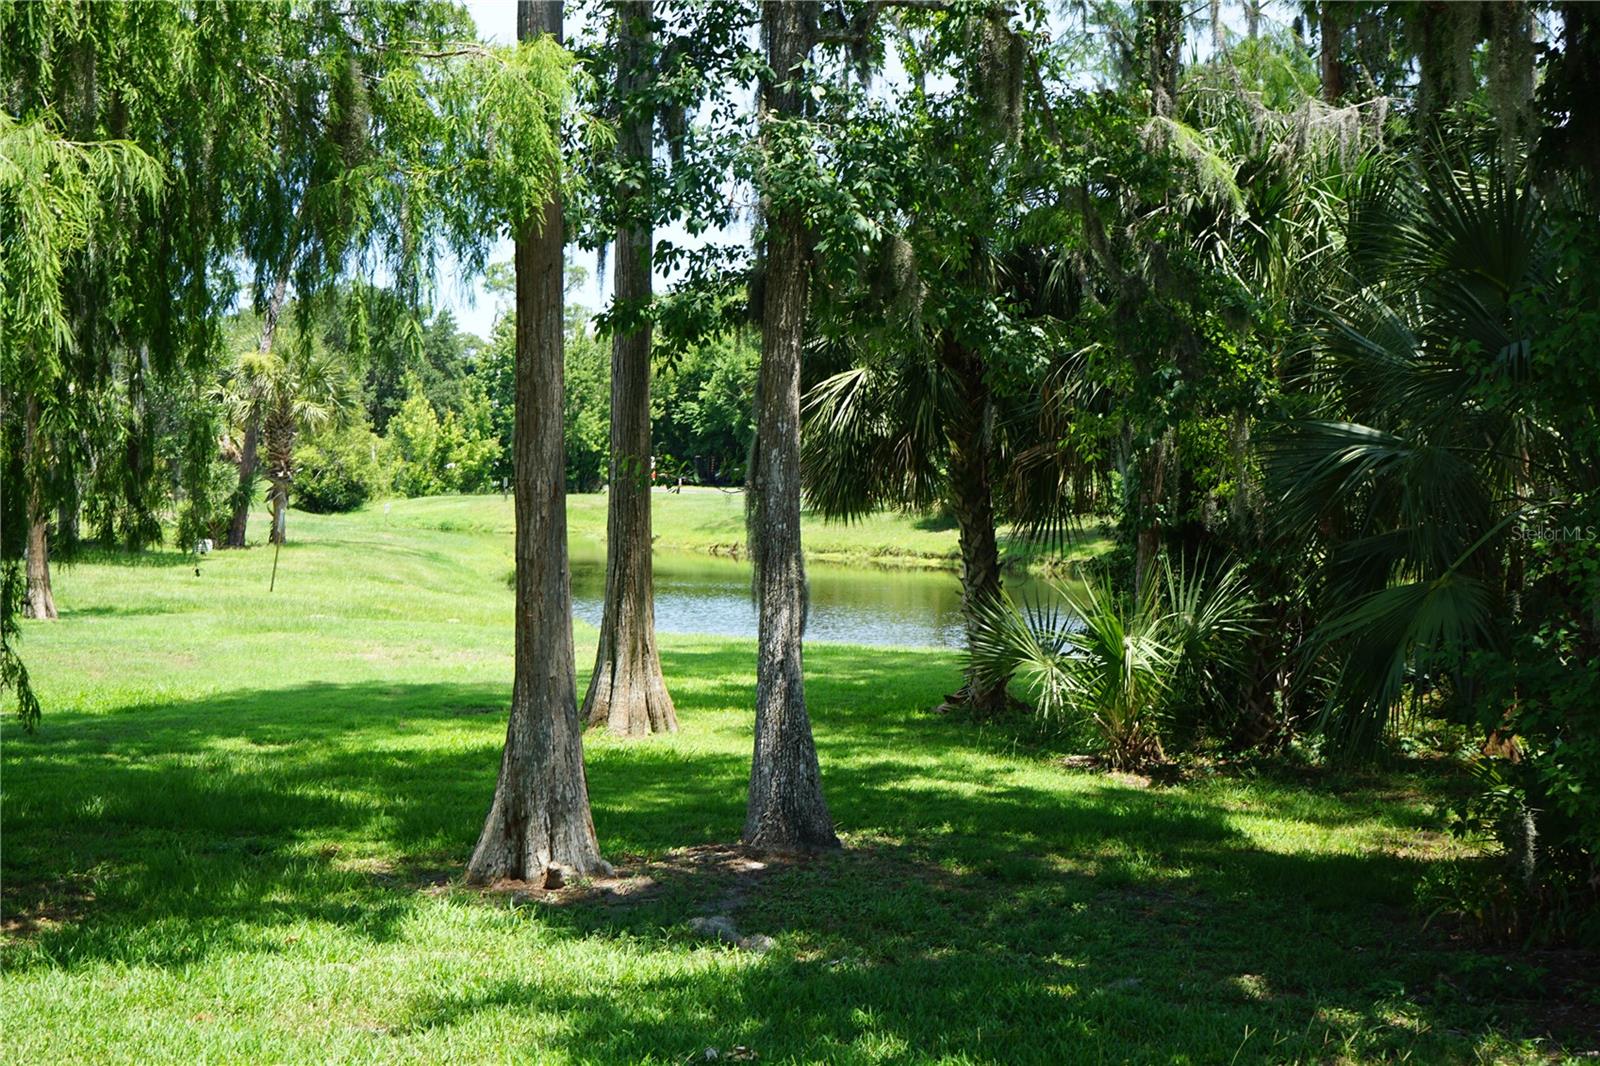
467,0,610,886
743,0,838,851
582,0,677,736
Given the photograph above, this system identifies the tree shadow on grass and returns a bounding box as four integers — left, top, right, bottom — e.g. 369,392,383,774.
1,668,1585,1060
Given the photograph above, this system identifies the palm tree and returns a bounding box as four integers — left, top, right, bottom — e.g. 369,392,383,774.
1266,155,1576,752
969,557,1255,769
219,342,352,546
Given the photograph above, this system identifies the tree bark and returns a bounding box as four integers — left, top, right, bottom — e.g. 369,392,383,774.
266,403,294,546
1319,2,1345,103
22,397,57,620
469,0,609,888
941,335,1008,714
226,270,290,548
583,0,678,737
743,0,838,853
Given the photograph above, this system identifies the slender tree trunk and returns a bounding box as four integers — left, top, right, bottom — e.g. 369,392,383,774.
744,0,837,853
1319,2,1344,103
941,335,1008,714
266,406,294,546
583,0,677,737
226,271,289,548
469,0,609,888
22,397,57,620
226,419,259,548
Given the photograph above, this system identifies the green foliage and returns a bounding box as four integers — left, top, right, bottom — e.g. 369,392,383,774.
652,331,757,483
970,557,1254,769
296,419,389,514
562,330,611,493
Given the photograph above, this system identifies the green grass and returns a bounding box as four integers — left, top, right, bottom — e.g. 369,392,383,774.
377,488,1110,571
1,501,1587,1063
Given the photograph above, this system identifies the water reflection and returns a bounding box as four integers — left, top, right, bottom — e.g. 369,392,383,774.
569,542,1068,649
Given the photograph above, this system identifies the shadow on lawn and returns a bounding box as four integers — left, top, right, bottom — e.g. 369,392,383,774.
1,661,1579,1060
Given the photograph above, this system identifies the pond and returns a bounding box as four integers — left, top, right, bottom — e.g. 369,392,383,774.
569,542,1070,649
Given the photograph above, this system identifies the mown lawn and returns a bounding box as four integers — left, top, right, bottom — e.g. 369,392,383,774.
0,501,1588,1063
384,488,1111,571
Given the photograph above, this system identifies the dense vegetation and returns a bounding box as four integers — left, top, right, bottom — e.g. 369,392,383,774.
4,1,1598,1058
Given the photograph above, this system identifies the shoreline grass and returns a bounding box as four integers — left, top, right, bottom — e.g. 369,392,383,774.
1,505,1589,1063
365,490,1110,573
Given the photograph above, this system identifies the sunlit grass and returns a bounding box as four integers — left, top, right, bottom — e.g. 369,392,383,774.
0,503,1574,1063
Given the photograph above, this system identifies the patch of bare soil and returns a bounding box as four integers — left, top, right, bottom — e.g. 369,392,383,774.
1,878,95,939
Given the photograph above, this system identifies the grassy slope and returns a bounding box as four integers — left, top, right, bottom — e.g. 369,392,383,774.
0,504,1578,1064
380,488,1110,571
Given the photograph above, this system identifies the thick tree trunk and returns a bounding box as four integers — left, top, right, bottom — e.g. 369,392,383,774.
941,336,1008,714
226,271,289,548
24,518,56,621
583,0,677,737
22,398,57,620
469,0,609,888
1319,3,1344,103
744,0,838,854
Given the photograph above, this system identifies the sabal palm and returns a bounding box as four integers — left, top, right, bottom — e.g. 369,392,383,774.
969,557,1254,769
220,344,351,545
1267,157,1560,752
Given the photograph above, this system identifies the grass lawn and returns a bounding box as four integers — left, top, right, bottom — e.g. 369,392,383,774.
380,488,1111,571
1,501,1590,1063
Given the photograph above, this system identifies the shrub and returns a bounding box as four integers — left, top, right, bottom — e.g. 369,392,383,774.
296,420,390,514
969,557,1254,769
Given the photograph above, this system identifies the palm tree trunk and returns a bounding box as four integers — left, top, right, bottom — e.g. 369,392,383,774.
941,335,1008,714
583,0,677,737
266,409,294,546
22,397,56,620
743,0,838,853
468,0,609,889
226,270,290,548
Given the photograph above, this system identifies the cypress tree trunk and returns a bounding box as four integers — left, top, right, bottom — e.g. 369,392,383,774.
1319,3,1345,103
743,0,838,853
941,335,1008,714
469,0,609,887
226,271,289,548
22,397,56,620
583,0,677,737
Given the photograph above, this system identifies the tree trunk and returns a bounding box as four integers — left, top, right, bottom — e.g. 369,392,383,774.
266,408,294,546
226,419,259,548
469,0,609,888
1487,0,1535,155
1417,1,1481,130
583,0,677,737
22,397,57,620
942,335,1008,714
1319,2,1345,103
226,270,289,548
743,0,838,854
24,518,56,621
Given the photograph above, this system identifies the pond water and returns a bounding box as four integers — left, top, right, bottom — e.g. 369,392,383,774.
569,542,1069,649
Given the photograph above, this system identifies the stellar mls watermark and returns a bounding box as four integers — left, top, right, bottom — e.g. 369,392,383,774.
1512,522,1598,544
